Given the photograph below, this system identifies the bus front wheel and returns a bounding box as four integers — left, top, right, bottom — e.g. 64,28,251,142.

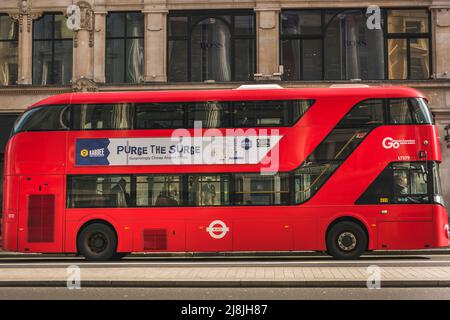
77,223,117,261
326,221,367,260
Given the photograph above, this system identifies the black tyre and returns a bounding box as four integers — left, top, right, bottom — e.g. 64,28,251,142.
77,223,117,261
326,221,367,260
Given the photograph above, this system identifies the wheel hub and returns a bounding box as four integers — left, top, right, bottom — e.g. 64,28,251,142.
88,232,108,253
337,232,357,252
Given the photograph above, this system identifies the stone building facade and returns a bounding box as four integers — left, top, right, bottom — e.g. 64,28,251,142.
0,0,450,208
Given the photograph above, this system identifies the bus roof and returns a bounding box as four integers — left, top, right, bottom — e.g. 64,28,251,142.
30,86,426,109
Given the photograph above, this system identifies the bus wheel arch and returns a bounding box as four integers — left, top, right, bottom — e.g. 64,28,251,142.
325,216,369,260
76,219,119,261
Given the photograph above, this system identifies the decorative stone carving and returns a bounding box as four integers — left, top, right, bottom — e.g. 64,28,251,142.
258,10,277,29
437,9,450,27
147,13,164,31
72,77,98,92
9,0,42,33
73,1,95,48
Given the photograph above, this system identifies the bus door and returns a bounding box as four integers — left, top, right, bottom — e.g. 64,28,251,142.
377,204,433,250
376,162,433,249
17,175,65,252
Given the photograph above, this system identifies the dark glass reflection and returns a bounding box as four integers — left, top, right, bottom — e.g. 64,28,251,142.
106,12,144,83
32,14,72,85
168,13,255,82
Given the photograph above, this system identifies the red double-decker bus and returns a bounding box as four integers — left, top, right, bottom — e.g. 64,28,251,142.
2,85,448,260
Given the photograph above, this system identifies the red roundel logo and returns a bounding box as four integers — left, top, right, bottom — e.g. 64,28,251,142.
206,220,229,239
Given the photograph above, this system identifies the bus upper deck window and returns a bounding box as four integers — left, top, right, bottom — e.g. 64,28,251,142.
187,102,230,128
410,98,433,124
389,99,413,124
233,100,308,127
135,103,185,129
73,104,131,130
12,105,70,133
389,98,433,125
337,99,384,128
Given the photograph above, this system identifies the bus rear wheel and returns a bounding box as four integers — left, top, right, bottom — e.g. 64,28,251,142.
77,223,117,261
326,221,367,260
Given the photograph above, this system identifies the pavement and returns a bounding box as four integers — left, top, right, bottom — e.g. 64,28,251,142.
2,264,450,288
2,251,450,288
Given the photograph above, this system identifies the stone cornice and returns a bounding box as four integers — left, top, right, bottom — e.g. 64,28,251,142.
2,80,450,92
254,8,281,12
142,9,169,14
0,86,72,95
1,0,442,13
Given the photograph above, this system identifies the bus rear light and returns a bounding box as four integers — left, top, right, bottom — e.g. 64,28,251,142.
445,224,449,239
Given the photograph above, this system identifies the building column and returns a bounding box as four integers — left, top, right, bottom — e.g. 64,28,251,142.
143,10,168,82
93,11,106,83
10,1,42,85
72,1,95,83
430,2,450,205
433,111,450,208
254,8,281,81
431,4,450,79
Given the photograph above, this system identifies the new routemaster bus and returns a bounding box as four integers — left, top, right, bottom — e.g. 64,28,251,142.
2,85,448,260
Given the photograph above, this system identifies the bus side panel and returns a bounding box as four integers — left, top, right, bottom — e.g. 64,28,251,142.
9,132,67,176
233,218,293,251
292,218,319,251
1,175,19,251
377,221,433,250
131,218,186,252
432,205,449,248
17,175,65,253
186,218,233,252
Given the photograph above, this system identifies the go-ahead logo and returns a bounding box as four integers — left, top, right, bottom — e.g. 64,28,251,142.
382,137,416,149
206,220,229,239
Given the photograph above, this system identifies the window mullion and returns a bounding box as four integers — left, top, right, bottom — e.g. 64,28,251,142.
123,37,127,83
407,38,411,79
51,14,56,85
